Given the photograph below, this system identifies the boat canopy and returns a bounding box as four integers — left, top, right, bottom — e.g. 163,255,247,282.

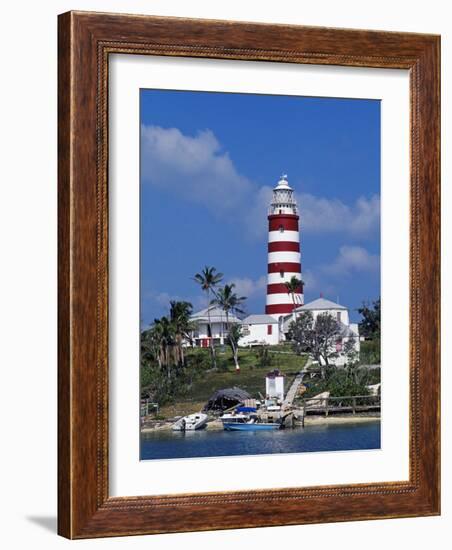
203,387,251,412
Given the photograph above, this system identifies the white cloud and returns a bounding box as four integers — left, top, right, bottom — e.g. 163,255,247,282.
143,289,206,317
323,245,380,276
301,269,338,298
141,125,379,240
298,193,380,236
301,270,318,291
141,125,254,216
301,247,379,302
246,186,273,240
228,276,267,299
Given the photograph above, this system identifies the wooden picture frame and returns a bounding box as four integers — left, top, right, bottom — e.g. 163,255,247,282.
58,11,440,538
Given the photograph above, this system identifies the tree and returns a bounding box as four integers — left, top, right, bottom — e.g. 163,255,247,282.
288,311,341,378
211,283,246,371
140,302,199,403
141,326,162,370
343,336,359,366
169,300,194,367
357,298,380,339
284,275,303,319
256,345,272,368
151,316,176,376
287,310,313,354
343,336,360,384
228,324,243,371
193,266,224,368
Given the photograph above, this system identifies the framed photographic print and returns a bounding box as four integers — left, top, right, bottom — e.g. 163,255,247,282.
58,11,440,538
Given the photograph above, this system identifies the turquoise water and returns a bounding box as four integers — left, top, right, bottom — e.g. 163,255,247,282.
140,420,380,460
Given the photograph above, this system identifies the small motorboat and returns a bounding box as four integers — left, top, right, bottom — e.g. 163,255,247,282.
222,420,281,431
220,407,281,431
172,412,208,431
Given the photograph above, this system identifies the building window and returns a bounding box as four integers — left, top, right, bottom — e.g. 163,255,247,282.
280,271,284,278
267,325,273,335
337,311,341,322
279,224,284,232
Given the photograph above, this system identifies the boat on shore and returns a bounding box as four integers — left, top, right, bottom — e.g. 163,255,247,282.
220,407,281,431
172,413,208,431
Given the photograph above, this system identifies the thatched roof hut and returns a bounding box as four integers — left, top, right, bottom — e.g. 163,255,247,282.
203,387,251,412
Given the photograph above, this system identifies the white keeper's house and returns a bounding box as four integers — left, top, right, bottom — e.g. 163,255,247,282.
281,297,361,366
239,314,280,347
189,306,241,348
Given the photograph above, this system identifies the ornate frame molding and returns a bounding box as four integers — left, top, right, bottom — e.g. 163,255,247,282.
58,11,440,538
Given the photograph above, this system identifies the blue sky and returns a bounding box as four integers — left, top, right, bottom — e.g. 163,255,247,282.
140,89,380,325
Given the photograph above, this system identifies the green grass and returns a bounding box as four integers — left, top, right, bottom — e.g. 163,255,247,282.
158,347,307,418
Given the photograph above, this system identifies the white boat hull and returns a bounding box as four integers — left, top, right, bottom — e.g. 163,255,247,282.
172,413,208,431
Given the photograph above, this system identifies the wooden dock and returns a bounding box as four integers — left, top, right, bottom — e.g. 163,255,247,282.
300,395,381,417
282,357,312,410
246,360,380,428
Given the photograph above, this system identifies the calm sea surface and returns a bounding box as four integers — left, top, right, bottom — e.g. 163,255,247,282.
140,420,380,460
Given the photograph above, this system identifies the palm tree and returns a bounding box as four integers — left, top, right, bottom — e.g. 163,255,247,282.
193,266,223,368
141,327,162,369
228,324,243,371
152,316,176,378
169,300,194,367
285,275,303,321
212,283,246,371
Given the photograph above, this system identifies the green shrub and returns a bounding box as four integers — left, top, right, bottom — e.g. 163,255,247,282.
299,367,371,400
255,346,272,368
360,339,381,364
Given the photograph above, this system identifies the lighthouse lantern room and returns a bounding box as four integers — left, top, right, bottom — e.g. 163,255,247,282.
265,174,304,318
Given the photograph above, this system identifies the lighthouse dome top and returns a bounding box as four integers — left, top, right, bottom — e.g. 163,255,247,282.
269,173,298,215
274,173,292,190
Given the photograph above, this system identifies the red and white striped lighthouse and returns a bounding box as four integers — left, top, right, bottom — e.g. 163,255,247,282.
265,174,304,317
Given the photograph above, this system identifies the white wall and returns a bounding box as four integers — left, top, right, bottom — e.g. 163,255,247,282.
239,323,280,346
309,308,350,326
193,321,226,339
266,376,285,400
0,1,450,549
